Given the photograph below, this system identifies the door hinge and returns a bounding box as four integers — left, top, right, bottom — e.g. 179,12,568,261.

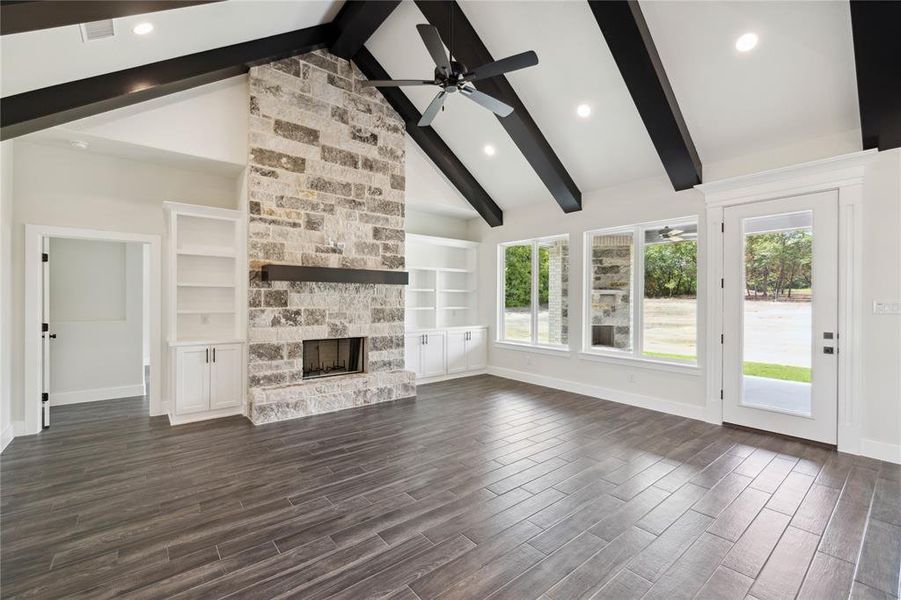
41,392,48,402
720,333,724,344
42,252,49,262
720,389,723,400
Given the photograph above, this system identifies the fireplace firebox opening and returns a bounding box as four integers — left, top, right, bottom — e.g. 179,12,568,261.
302,337,365,380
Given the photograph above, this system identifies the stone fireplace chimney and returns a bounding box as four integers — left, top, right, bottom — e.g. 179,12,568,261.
246,50,415,424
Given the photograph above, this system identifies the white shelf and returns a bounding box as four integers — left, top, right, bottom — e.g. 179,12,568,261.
177,281,236,288
177,245,236,258
407,234,478,331
406,306,436,311
441,306,472,310
439,288,475,293
408,288,435,292
177,310,236,315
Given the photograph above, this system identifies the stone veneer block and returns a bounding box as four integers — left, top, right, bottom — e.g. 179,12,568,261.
247,50,414,424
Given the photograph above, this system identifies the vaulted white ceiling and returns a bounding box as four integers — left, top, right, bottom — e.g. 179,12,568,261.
1,0,864,220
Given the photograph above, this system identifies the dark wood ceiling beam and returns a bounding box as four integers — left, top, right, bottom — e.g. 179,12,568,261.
0,24,335,140
850,0,901,150
0,1,222,36
587,0,701,190
329,0,400,60
354,47,503,227
415,0,582,213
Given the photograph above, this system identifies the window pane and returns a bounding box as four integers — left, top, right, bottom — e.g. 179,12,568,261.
503,244,532,342
537,238,568,345
642,223,698,362
589,231,633,350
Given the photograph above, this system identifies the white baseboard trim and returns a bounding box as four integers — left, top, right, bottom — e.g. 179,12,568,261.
1,424,16,453
168,406,245,426
859,438,901,465
415,369,488,385
50,384,146,407
487,366,707,422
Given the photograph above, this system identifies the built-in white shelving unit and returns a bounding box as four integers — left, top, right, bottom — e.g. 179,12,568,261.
405,234,479,330
166,204,244,343
164,202,246,423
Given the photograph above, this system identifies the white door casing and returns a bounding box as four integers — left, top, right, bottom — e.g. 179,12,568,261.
41,237,50,429
722,191,839,444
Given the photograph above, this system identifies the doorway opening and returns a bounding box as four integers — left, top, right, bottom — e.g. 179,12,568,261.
24,225,163,435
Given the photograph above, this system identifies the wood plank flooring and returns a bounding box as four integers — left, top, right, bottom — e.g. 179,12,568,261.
1,375,898,599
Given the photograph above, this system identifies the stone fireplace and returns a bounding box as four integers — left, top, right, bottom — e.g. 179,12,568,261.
246,50,415,424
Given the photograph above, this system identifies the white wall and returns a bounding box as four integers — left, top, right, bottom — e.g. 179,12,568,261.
471,151,901,460
470,175,709,419
1,141,14,449
405,208,474,240
8,141,240,427
858,149,901,456
49,239,145,405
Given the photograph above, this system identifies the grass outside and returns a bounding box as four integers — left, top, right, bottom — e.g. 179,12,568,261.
743,361,811,383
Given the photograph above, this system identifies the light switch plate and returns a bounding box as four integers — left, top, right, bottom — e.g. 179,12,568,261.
873,301,901,314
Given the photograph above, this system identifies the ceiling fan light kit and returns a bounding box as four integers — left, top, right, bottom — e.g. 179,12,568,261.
363,23,538,127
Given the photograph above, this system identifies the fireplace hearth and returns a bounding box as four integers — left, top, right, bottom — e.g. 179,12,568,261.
302,337,365,380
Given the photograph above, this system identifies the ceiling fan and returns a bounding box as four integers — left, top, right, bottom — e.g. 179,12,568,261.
362,24,538,127
658,226,697,242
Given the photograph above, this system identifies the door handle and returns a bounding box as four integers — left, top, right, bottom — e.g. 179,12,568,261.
213,348,216,362
48,334,57,339
206,348,209,363
823,347,835,354
425,335,428,345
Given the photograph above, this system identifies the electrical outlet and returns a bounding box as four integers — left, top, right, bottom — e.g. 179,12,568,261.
873,301,901,315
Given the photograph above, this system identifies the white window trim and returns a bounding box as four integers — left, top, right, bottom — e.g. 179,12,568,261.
497,234,569,350
582,217,701,370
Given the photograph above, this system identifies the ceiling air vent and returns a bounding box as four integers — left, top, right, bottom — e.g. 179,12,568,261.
79,19,115,42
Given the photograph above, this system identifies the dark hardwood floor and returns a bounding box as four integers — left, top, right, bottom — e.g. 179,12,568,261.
1,375,898,599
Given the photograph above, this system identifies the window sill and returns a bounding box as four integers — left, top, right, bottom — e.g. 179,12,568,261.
494,340,571,357
579,351,702,376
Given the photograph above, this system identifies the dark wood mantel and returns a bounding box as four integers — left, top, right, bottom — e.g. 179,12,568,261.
260,264,409,285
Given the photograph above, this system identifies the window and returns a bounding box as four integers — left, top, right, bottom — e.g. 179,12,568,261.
499,235,569,348
585,219,698,364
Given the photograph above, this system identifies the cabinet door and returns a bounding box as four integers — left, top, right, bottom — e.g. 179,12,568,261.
467,328,488,370
175,345,210,414
446,331,468,374
210,343,242,410
421,332,446,378
404,334,423,377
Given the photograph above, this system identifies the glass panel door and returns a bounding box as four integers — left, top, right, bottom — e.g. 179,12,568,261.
723,191,838,444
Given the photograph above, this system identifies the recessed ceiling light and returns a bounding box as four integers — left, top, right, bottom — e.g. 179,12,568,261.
576,103,592,118
70,140,89,150
483,144,496,157
735,32,758,52
132,22,154,35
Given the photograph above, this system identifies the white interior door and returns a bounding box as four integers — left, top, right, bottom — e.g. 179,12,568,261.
41,237,51,429
723,191,838,444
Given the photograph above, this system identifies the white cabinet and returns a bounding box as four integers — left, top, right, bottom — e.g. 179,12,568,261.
407,327,487,380
175,345,210,414
210,344,242,410
174,343,242,416
405,332,446,379
447,328,487,374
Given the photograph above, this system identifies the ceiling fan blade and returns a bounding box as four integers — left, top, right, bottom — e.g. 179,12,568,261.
464,51,538,82
418,90,447,127
460,86,514,117
362,80,435,87
417,24,451,74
